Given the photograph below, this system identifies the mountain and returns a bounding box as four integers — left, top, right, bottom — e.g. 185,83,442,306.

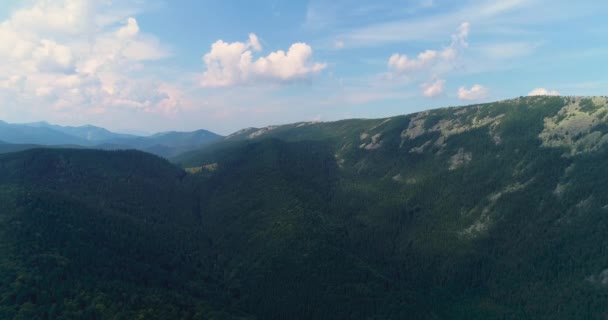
22,121,136,142
4,96,608,319
0,121,222,158
101,129,222,158
0,121,89,145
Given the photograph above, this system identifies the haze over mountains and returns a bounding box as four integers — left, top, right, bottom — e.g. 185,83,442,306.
0,120,221,158
4,96,608,319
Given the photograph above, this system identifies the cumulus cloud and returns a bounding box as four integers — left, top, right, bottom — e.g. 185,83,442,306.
528,88,560,96
32,40,74,73
0,0,177,121
388,22,470,75
421,79,445,97
200,34,327,87
458,84,488,101
6,0,97,35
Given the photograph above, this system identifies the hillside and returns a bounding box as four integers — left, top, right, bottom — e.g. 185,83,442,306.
0,149,249,319
4,96,608,319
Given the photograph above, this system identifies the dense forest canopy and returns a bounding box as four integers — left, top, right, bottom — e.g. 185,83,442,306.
3,96,608,319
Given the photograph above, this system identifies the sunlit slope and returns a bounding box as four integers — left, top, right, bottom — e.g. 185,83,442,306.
180,96,608,319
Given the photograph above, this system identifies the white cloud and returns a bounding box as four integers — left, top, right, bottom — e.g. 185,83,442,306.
248,33,262,52
6,0,97,35
0,0,176,121
421,79,445,97
200,34,327,87
389,50,439,74
388,22,469,75
32,40,74,72
458,84,489,100
528,88,560,96
116,17,140,39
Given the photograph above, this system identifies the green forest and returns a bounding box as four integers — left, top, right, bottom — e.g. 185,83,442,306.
3,96,608,319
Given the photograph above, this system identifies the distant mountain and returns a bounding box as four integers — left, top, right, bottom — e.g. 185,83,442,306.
0,121,222,158
23,121,136,142
0,121,89,145
100,129,223,158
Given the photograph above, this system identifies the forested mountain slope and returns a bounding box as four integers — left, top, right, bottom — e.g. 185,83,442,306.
4,96,608,319
0,149,249,319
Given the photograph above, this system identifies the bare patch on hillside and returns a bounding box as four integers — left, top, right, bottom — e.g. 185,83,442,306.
449,148,472,170
399,108,504,151
587,269,608,286
185,163,218,174
410,140,432,154
540,97,608,155
401,113,427,141
553,183,568,197
248,126,278,139
461,213,492,237
296,122,319,127
360,133,383,150
460,179,533,238
369,118,392,131
335,154,345,168
226,127,257,139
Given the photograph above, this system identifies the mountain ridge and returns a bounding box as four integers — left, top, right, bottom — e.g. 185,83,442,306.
0,121,223,158
4,96,608,319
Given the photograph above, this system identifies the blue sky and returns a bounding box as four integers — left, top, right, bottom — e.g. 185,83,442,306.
0,0,607,135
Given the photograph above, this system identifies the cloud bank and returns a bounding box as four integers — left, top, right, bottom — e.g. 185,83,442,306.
200,34,327,87
0,0,176,122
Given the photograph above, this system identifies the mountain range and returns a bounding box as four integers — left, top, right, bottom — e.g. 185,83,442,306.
3,96,608,319
0,121,222,158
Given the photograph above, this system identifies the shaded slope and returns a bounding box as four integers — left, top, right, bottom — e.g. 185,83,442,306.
193,139,397,319
0,149,249,319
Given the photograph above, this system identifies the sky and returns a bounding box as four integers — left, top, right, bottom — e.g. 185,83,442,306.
0,0,607,135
